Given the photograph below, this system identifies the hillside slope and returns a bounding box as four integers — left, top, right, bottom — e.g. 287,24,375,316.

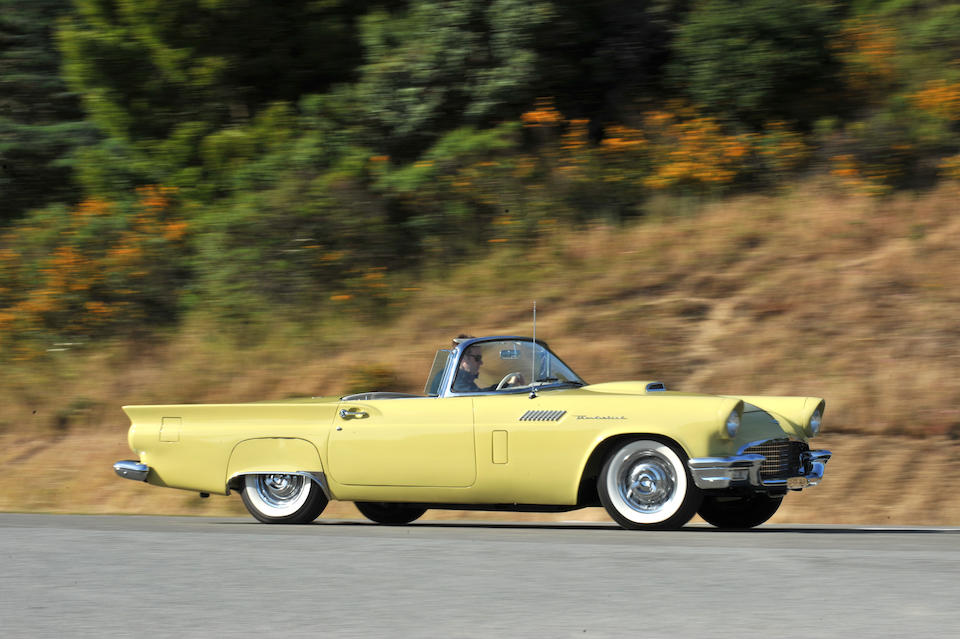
2,184,959,523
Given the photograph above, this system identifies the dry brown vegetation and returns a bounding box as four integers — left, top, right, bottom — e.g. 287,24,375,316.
3,182,960,525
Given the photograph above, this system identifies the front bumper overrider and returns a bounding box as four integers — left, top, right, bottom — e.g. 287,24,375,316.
687,449,831,491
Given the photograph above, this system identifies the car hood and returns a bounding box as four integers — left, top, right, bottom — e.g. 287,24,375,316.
571,382,819,442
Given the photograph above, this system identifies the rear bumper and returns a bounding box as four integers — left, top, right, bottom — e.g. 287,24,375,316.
688,449,831,491
113,460,150,482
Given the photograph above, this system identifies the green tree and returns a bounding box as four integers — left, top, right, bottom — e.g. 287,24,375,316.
58,0,375,194
0,0,94,223
536,0,688,124
670,0,844,128
355,0,553,159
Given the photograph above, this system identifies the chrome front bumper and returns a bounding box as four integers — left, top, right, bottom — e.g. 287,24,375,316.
113,460,150,482
688,449,831,491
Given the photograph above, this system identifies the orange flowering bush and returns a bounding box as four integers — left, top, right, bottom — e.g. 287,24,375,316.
911,80,960,121
0,187,190,355
938,154,960,181
642,109,754,190
828,154,893,197
517,98,819,211
521,97,565,128
833,17,899,105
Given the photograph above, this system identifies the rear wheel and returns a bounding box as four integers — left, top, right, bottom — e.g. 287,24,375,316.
241,474,328,524
598,439,701,530
698,493,783,529
355,501,427,525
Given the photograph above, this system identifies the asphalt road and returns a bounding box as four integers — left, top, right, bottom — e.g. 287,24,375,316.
1,514,957,638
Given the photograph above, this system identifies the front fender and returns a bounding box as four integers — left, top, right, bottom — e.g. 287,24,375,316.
573,396,744,500
734,396,825,439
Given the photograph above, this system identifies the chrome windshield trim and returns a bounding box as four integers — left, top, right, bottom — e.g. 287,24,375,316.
439,336,585,399
113,460,149,482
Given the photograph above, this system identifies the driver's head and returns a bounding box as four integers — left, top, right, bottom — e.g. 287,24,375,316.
459,345,483,380
452,333,474,346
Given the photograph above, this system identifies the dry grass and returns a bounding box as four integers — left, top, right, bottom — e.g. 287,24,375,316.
3,181,960,523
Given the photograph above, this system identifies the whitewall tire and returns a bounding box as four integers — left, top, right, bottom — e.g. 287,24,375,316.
241,474,328,524
598,439,702,530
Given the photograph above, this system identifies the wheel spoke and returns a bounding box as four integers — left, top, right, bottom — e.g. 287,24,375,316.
617,453,676,513
255,474,306,508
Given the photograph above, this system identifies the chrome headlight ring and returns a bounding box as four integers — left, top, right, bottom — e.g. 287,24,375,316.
809,402,824,437
725,408,740,438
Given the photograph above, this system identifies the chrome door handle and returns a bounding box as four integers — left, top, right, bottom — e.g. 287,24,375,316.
339,408,368,420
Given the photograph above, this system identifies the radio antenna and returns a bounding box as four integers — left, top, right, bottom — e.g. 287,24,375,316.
530,301,537,398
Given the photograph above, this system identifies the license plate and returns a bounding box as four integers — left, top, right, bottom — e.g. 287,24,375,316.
787,477,808,489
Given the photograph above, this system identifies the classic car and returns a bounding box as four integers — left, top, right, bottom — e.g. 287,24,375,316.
114,335,831,530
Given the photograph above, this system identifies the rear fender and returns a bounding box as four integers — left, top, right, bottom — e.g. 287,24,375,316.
226,438,326,493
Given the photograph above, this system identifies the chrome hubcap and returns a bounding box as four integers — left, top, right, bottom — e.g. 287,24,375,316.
617,453,676,513
255,474,305,509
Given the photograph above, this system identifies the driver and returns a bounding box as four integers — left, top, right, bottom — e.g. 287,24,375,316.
452,341,526,392
452,344,485,392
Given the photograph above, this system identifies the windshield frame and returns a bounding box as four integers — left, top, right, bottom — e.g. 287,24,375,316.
436,336,586,398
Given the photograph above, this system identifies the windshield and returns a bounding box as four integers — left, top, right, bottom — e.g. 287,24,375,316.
450,340,584,394
424,349,452,396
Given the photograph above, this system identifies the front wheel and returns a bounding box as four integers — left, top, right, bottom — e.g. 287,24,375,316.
598,439,701,530
241,474,328,524
697,493,783,529
355,501,427,525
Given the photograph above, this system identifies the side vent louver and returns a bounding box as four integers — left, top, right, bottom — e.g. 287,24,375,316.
519,410,567,422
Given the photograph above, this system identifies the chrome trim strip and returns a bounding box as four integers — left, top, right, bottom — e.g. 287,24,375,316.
519,409,567,422
113,460,149,482
340,392,422,401
227,470,334,500
687,454,765,489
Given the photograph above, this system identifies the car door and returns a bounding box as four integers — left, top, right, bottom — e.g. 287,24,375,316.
472,391,589,505
327,396,476,487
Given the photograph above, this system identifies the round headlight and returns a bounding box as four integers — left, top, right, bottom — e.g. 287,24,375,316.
809,406,823,436
725,409,740,438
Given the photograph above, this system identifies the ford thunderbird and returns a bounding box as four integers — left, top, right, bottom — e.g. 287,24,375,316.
114,336,831,530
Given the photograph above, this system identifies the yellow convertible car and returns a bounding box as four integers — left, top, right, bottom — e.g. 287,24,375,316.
114,336,831,530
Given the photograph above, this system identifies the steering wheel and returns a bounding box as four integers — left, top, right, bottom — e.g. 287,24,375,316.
496,372,525,390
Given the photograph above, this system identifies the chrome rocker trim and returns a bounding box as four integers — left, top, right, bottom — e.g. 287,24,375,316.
113,460,150,482
687,449,832,491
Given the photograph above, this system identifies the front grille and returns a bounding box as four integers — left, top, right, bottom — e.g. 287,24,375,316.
742,439,809,479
